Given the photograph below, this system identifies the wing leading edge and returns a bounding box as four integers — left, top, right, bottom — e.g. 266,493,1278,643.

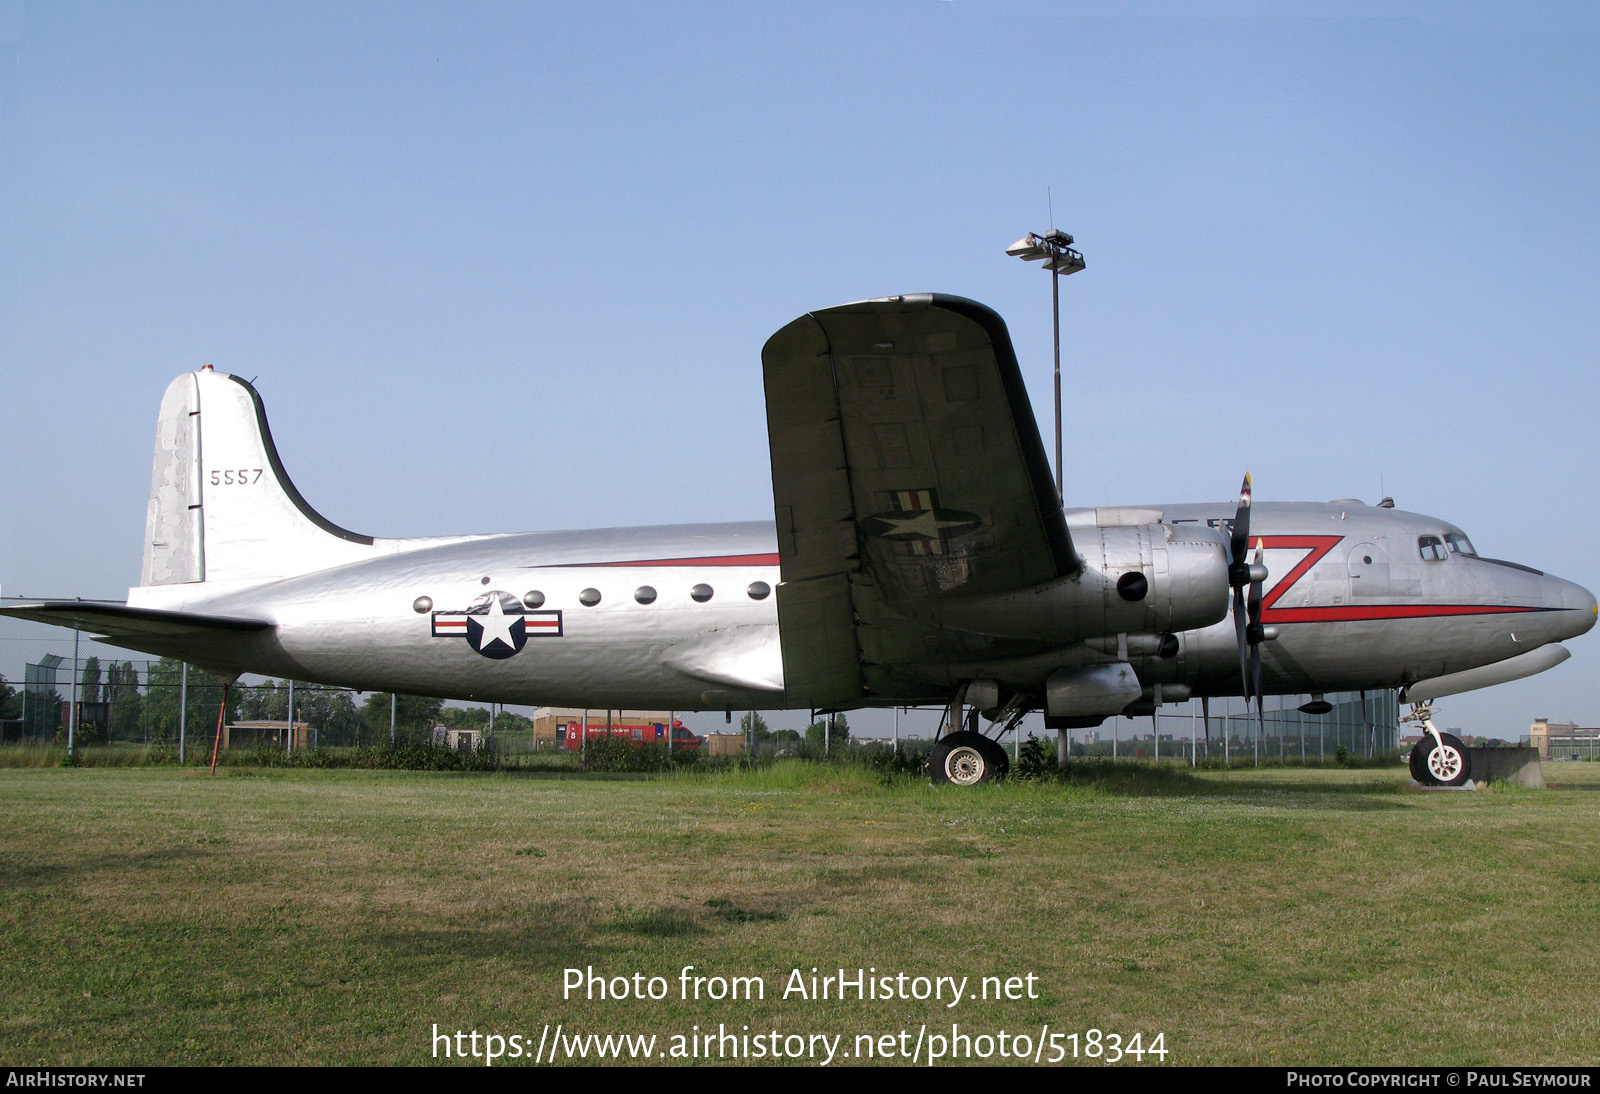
763,294,1078,708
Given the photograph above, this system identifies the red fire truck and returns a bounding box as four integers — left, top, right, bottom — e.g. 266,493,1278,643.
560,717,701,752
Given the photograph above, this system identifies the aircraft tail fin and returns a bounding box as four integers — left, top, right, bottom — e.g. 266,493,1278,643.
142,368,380,586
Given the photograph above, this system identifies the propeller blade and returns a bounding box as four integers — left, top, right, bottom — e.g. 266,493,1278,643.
1246,538,1266,634
1233,583,1250,699
1246,538,1268,749
1228,472,1253,584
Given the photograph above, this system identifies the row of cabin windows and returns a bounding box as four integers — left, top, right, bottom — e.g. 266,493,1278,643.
1418,534,1477,562
523,581,771,609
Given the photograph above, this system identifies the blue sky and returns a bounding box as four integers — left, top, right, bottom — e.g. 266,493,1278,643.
2,2,1596,738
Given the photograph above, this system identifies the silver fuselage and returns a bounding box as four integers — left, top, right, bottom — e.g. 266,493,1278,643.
122,502,1597,711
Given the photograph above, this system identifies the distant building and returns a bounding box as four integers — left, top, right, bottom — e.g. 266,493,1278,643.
224,720,311,750
431,725,480,751
531,707,680,747
701,732,746,758
1529,719,1600,760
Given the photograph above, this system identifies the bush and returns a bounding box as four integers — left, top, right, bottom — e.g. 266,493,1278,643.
577,734,634,772
1014,734,1054,778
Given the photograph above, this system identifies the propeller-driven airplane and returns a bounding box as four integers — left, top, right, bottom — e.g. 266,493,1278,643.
3,295,1594,785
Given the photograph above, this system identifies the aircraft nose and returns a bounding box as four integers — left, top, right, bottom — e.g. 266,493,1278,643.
1574,575,1600,636
1556,576,1597,639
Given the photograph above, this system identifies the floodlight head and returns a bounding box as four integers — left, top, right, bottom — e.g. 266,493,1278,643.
1044,228,1075,245
1005,234,1047,258
1045,248,1086,275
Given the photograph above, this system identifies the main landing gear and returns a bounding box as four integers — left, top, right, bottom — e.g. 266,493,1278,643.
926,685,1025,785
1401,701,1472,788
928,731,1010,785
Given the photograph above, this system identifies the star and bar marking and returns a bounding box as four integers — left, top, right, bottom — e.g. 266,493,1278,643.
861,488,982,556
432,590,563,660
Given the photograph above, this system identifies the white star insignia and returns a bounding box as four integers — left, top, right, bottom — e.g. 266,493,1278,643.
473,596,520,650
879,510,970,539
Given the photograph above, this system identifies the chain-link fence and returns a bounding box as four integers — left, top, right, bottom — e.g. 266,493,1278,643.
3,613,1399,764
1060,689,1400,762
0,615,543,759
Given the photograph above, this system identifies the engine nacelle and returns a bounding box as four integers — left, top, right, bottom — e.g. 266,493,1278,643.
924,519,1229,643
1090,522,1229,637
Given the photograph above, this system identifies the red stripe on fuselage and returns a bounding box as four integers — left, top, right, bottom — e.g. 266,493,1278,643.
1255,535,1342,618
559,553,782,568
1266,603,1546,623
1251,534,1546,624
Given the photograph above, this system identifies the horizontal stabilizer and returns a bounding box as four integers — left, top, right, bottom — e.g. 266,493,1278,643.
0,599,271,642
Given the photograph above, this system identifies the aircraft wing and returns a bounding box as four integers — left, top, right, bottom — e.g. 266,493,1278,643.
763,294,1078,708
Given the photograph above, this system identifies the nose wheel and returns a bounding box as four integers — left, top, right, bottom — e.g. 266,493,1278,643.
1402,702,1473,787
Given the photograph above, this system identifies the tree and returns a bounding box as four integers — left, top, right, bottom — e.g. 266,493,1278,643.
139,659,240,744
235,680,364,746
0,674,18,719
740,711,771,743
805,713,850,753
491,709,531,735
108,662,142,742
439,706,491,728
361,693,445,743
68,657,108,745
80,657,102,705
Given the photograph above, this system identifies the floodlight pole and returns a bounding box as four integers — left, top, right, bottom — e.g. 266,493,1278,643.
1006,229,1086,503
1051,259,1062,502
69,627,80,759
179,662,188,764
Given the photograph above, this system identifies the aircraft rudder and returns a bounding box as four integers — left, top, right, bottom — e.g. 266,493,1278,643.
142,372,204,586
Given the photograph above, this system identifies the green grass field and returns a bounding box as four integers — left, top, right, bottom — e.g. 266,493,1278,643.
3,761,1598,1066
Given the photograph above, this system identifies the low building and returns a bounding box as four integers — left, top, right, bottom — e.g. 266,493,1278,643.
531,708,679,747
701,732,746,758
431,725,480,751
1530,719,1600,760
224,720,312,750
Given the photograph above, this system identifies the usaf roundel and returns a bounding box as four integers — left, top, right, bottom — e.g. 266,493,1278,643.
432,590,563,660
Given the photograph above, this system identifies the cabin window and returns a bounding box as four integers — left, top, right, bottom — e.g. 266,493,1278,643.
522,590,545,609
747,581,771,600
634,586,657,604
1445,533,1478,557
579,587,602,606
691,583,714,603
1418,536,1448,561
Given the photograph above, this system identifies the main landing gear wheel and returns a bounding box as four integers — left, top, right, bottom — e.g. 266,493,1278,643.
1409,732,1471,787
928,731,1010,785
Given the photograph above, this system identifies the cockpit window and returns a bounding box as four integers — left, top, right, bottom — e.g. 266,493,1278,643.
1444,533,1477,557
1418,536,1448,561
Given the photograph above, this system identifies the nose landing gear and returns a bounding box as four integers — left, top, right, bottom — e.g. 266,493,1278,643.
1401,701,1473,787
